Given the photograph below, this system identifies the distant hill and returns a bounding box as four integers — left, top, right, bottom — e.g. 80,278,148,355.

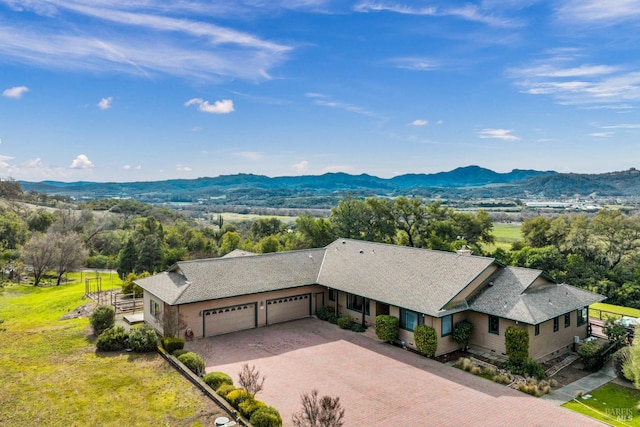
17,166,640,208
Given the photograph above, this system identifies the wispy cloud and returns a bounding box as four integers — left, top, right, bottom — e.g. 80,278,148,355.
0,1,291,82
388,57,441,71
354,1,522,28
176,165,192,172
410,119,428,126
185,98,235,114
2,86,29,98
97,96,113,110
509,51,640,106
601,124,640,129
305,93,382,118
477,128,521,140
589,132,614,137
556,0,640,25
69,154,94,169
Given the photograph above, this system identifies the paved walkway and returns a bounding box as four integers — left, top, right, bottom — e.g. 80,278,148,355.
187,318,606,426
542,364,617,406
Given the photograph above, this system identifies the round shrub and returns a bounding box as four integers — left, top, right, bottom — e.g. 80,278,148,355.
316,305,335,321
328,314,338,324
96,325,129,351
225,388,250,408
162,337,185,353
172,349,190,357
250,406,283,427
336,315,353,329
203,371,234,390
521,357,547,379
374,315,399,342
177,352,205,376
414,325,437,356
239,398,266,419
216,384,237,398
128,324,158,352
613,346,630,380
90,305,115,336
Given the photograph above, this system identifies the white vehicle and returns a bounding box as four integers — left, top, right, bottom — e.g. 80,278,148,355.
618,316,640,337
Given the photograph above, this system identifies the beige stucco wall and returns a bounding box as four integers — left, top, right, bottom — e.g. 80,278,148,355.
144,285,326,338
143,290,165,334
467,310,588,361
528,311,588,361
334,290,378,326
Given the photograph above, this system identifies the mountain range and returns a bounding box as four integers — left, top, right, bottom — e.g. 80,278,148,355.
18,166,640,208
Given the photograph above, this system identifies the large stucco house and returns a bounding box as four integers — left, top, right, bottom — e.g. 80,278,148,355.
136,238,605,361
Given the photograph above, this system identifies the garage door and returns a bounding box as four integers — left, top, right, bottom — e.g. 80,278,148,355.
203,303,256,337
266,293,311,325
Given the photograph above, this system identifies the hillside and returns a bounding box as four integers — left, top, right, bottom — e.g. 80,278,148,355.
17,166,640,208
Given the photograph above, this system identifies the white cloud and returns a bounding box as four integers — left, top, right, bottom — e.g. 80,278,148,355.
292,160,309,174
509,52,640,106
185,98,234,114
69,154,94,169
601,124,640,129
354,1,521,28
556,0,640,24
589,132,614,137
235,151,263,161
389,57,441,71
477,128,521,141
410,119,428,126
122,164,131,170
97,96,113,110
436,120,444,125
305,93,381,118
176,165,192,172
2,86,29,99
0,2,291,82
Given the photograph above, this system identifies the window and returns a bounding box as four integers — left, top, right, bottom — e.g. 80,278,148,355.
150,299,160,318
400,308,423,331
347,294,369,315
328,289,336,302
488,315,499,335
441,315,453,337
564,313,571,328
553,317,559,332
534,324,540,336
577,307,588,326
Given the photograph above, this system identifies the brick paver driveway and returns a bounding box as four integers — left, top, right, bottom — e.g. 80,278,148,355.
186,318,603,426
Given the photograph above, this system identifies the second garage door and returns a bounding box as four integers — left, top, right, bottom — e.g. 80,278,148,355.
266,293,311,325
203,303,257,337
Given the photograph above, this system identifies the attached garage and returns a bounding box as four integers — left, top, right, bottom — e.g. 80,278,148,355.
203,303,257,337
267,293,311,325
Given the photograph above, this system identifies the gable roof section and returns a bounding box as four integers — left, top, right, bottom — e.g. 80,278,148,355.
136,248,326,305
317,239,497,316
470,266,605,324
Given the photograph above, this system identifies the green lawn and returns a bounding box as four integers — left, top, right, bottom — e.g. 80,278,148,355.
563,383,640,426
590,302,640,320
0,275,223,426
482,222,522,252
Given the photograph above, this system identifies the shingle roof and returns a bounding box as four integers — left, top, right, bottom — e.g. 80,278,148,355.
136,238,605,321
136,248,325,305
318,239,496,316
470,266,605,324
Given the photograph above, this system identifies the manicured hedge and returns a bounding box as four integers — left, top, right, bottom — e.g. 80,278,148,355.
505,326,529,365
238,398,267,419
336,316,353,329
96,325,129,351
203,372,233,391
250,406,283,427
128,324,158,352
414,325,437,356
177,352,205,376
90,305,115,336
162,337,185,353
374,315,399,342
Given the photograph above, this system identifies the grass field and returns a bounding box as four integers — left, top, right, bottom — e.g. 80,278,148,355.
590,302,640,320
483,222,522,252
562,383,640,426
0,274,223,427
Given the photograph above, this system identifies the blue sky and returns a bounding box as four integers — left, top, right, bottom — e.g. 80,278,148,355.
1,0,639,182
